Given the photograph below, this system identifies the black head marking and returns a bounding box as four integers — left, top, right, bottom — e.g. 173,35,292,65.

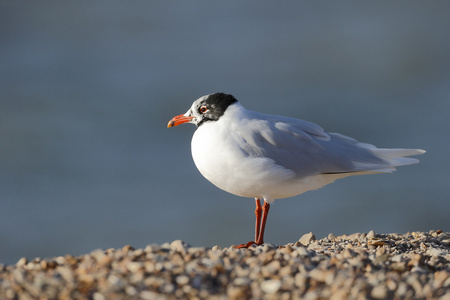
195,93,238,126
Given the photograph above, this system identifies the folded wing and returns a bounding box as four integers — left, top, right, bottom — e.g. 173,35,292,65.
234,111,425,178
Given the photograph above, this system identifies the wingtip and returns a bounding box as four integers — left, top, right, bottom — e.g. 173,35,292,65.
417,149,426,155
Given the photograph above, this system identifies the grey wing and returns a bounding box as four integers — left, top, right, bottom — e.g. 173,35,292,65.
234,113,424,178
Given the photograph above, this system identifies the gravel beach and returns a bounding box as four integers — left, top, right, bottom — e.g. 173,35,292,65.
1,230,449,299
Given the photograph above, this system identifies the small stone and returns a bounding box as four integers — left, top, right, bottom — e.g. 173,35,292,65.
441,239,450,245
5,290,15,299
176,275,190,285
16,257,28,267
396,282,408,297
347,233,361,241
12,269,25,282
328,233,336,241
386,279,397,291
282,245,293,254
93,293,106,300
434,270,450,288
144,244,161,253
55,256,67,265
57,266,74,282
140,291,163,300
279,265,294,277
391,254,404,263
261,243,277,252
188,247,206,254
234,277,251,286
107,274,124,288
441,292,450,300
371,285,387,299
170,240,191,254
299,232,316,246
227,285,248,299
368,239,388,247
391,262,406,272
408,254,424,267
127,261,144,273
160,242,171,249
376,246,386,257
261,260,281,277
366,230,376,239
126,286,138,296
330,290,348,300
309,269,334,283
122,244,134,252
427,248,445,257
133,248,144,257
162,283,176,293
261,279,281,294
294,246,309,257
294,273,307,287
40,260,58,270
293,241,302,247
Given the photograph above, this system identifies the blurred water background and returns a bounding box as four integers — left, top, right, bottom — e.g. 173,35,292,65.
1,2,449,264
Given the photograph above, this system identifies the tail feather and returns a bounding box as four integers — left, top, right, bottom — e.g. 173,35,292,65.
372,148,425,167
347,143,426,174
372,148,426,159
329,133,425,172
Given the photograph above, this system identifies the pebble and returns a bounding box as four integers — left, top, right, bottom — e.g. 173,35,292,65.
371,284,387,299
261,279,282,294
1,230,449,299
327,233,336,241
299,232,316,246
366,230,376,239
16,257,28,267
170,240,190,254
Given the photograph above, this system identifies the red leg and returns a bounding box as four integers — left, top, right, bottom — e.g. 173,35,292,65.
235,199,270,249
235,198,262,249
254,198,262,242
255,201,270,245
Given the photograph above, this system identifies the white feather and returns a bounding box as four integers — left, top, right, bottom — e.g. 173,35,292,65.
191,102,425,203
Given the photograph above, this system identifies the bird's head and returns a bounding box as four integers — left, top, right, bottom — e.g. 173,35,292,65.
167,93,238,128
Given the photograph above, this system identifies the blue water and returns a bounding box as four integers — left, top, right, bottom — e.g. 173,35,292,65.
1,2,449,264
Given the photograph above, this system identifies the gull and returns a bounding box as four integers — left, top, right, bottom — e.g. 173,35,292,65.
167,93,425,248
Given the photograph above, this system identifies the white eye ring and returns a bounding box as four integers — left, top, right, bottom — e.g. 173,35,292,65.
199,106,208,113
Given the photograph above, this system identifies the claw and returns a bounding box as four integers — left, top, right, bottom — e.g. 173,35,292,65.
235,241,258,249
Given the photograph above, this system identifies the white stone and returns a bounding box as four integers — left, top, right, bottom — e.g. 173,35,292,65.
261,279,281,294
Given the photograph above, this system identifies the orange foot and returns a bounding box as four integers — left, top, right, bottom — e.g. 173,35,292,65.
235,241,258,249
234,199,271,249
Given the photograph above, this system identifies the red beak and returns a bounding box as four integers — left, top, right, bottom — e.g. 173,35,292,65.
167,114,195,128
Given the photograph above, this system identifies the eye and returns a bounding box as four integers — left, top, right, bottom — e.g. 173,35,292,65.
199,106,208,114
